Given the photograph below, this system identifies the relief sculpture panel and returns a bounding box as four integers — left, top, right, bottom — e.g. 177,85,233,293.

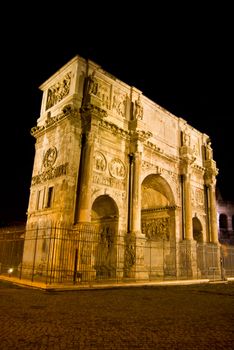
142,217,170,241
46,72,71,110
112,90,126,117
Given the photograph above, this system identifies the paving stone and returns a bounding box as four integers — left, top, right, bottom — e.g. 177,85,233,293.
0,280,233,349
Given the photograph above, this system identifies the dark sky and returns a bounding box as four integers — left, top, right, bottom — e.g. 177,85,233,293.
1,4,233,224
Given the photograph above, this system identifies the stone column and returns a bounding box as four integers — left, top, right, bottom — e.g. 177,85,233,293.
183,173,193,240
132,151,142,233
77,131,95,222
131,148,148,280
126,128,152,280
179,145,197,278
180,142,196,241
204,156,220,280
77,105,106,223
208,183,218,243
204,159,219,244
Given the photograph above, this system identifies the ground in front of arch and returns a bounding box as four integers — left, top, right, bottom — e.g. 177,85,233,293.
0,280,233,349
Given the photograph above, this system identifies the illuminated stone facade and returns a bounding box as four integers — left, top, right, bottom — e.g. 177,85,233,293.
23,55,220,281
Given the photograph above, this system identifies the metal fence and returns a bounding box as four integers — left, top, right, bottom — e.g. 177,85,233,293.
0,225,234,285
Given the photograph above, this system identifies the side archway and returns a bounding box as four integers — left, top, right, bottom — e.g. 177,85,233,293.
91,195,119,279
192,217,203,242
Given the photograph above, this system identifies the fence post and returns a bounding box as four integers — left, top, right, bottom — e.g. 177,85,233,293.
73,248,78,284
31,227,39,282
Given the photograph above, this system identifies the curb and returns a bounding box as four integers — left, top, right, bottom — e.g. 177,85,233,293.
0,276,218,292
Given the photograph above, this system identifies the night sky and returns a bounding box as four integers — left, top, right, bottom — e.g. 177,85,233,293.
1,4,233,224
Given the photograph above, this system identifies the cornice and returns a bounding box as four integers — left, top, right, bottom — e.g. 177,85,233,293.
142,205,177,213
192,164,205,173
99,119,131,139
31,105,79,137
145,141,179,163
80,103,107,119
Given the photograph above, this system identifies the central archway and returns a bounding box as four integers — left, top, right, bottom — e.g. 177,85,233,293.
141,174,176,279
91,195,119,279
141,174,175,241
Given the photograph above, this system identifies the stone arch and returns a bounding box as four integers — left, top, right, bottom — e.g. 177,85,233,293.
192,216,203,242
91,195,119,279
91,195,119,220
141,174,176,208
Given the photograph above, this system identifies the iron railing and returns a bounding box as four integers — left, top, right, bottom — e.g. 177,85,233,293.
0,225,234,285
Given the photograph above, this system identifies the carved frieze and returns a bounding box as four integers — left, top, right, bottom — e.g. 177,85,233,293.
46,72,71,110
31,163,68,186
93,171,125,190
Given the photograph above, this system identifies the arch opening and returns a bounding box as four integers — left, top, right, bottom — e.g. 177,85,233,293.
141,174,175,242
141,174,176,279
192,217,203,242
91,195,119,279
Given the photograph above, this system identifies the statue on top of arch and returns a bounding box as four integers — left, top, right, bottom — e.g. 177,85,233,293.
206,138,213,160
134,94,144,120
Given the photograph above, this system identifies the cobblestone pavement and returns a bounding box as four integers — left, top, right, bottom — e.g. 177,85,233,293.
0,280,233,349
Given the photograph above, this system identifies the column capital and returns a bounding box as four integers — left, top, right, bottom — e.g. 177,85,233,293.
180,159,193,176
180,146,196,175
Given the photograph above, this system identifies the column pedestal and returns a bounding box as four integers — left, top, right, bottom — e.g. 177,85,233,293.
178,240,198,279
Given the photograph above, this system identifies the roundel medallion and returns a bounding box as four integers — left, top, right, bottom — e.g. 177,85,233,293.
43,147,57,168
109,158,126,179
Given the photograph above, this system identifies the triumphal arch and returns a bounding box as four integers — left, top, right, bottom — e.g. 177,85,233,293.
22,55,220,283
